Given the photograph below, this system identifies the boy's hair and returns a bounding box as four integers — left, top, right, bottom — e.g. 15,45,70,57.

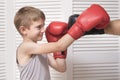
14,6,45,35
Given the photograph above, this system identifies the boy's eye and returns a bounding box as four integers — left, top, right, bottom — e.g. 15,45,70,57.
36,25,44,29
36,25,41,29
36,23,45,29
37,26,40,29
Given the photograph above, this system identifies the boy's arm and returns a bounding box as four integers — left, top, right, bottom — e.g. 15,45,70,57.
45,22,67,72
47,54,66,72
26,34,74,55
27,4,110,55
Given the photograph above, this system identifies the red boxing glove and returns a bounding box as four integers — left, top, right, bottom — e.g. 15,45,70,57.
45,21,68,59
68,4,110,40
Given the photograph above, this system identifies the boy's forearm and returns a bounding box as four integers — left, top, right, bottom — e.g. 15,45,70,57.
48,54,66,72
57,34,75,51
34,34,74,55
55,58,66,72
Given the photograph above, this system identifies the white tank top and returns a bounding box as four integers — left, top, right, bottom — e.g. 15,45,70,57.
17,54,50,80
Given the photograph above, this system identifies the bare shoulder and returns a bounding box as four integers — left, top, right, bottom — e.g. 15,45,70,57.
18,42,38,54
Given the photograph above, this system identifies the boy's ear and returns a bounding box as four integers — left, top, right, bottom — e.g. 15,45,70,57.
19,26,27,35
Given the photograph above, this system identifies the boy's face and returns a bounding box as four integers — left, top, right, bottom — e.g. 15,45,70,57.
26,19,45,42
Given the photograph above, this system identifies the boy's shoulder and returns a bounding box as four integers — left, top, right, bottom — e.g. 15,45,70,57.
20,41,37,48
18,41,40,54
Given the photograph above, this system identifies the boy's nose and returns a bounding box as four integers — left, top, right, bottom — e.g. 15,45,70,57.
41,27,45,33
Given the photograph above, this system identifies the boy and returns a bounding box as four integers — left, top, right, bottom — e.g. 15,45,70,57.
14,4,109,80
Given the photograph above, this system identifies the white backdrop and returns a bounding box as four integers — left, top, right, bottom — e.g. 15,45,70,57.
0,0,120,80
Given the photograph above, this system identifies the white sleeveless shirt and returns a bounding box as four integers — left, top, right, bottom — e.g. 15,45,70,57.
17,54,50,80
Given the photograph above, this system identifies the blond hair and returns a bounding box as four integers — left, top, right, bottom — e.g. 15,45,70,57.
14,6,45,35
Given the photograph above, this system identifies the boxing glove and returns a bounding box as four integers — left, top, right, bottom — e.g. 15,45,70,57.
68,4,110,39
45,21,68,59
68,14,105,35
